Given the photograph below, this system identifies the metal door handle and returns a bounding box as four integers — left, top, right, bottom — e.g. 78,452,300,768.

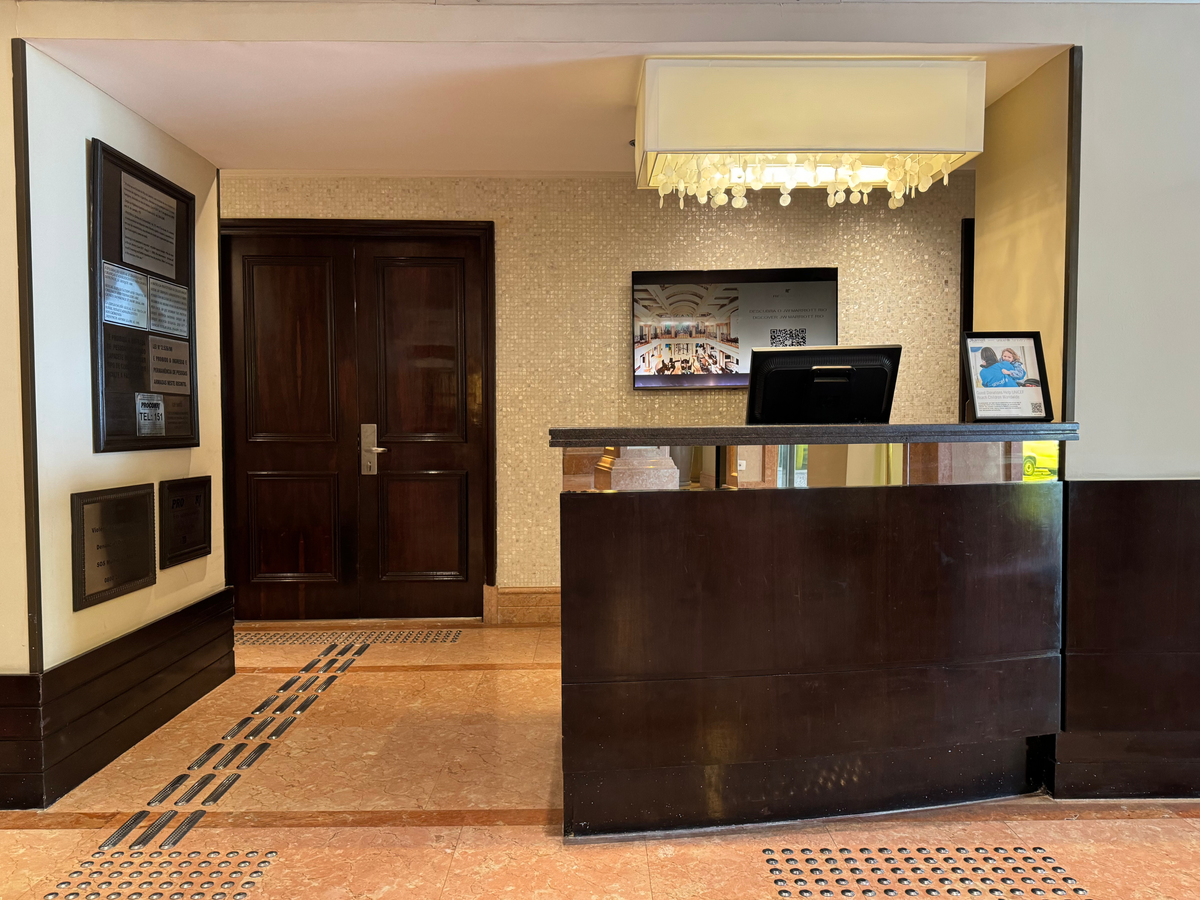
361,424,386,474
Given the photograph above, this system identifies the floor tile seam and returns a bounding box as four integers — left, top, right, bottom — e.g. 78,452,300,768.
434,824,465,900
234,620,489,632
234,663,561,673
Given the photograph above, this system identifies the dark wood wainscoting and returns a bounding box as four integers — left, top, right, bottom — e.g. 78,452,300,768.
561,483,1063,836
0,590,234,809
1056,479,1200,797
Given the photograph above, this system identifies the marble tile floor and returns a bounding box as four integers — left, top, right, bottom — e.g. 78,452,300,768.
4,623,1200,899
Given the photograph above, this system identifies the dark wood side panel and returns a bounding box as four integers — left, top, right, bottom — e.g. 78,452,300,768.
1064,480,1200,653
1065,653,1200,732
0,773,43,810
0,589,234,809
566,738,1036,837
1057,479,1200,797
1056,731,1200,798
564,655,1060,774
0,677,40,708
562,484,1063,684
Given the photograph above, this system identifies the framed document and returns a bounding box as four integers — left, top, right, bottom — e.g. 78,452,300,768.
962,331,1055,422
71,484,157,611
90,140,198,451
159,476,212,569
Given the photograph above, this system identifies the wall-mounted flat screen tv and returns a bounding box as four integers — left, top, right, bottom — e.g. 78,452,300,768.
632,267,838,389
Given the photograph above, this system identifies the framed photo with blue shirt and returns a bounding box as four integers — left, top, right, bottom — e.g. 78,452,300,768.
962,331,1054,422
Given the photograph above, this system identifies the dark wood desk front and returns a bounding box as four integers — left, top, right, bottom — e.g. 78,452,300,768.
560,482,1063,837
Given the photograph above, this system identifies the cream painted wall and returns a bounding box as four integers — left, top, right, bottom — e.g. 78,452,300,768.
0,4,29,673
25,47,224,669
974,50,1069,421
222,172,974,586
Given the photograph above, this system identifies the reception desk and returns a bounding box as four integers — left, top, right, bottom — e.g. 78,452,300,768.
551,422,1079,838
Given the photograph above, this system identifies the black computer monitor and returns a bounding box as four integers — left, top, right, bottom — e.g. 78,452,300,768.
745,345,902,425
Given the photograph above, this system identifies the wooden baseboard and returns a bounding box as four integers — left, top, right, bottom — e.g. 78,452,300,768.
0,589,235,809
483,587,560,625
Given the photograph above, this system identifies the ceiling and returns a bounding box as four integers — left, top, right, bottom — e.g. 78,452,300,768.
31,39,1068,174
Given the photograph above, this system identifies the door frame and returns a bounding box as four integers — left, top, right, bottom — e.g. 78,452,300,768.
218,218,498,602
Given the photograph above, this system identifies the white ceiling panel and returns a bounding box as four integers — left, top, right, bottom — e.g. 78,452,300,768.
31,39,1067,173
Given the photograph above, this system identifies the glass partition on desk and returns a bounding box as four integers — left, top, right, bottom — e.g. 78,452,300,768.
562,441,1060,491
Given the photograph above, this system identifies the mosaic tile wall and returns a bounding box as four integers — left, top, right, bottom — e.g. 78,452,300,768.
220,173,975,587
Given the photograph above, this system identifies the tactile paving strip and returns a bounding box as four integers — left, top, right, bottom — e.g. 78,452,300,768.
76,638,369,871
40,848,277,900
761,844,1092,898
234,629,461,646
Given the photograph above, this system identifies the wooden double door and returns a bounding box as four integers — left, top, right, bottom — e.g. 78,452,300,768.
221,223,494,620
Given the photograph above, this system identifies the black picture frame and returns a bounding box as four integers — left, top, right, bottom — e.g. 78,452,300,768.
71,483,157,611
159,475,212,569
90,139,199,452
961,330,1055,422
631,267,839,391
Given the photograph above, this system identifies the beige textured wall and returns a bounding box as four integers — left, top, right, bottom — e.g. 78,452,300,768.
222,172,973,586
974,50,1069,420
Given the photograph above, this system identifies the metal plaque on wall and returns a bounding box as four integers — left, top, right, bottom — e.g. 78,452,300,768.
90,139,198,452
159,475,212,569
71,483,157,611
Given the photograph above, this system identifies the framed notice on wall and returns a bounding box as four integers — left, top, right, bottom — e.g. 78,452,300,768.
159,476,212,569
71,483,157,611
90,140,198,451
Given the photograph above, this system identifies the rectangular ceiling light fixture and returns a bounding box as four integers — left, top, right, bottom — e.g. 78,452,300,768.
635,57,986,211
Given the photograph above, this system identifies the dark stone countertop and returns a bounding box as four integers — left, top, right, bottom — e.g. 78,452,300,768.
549,422,1080,447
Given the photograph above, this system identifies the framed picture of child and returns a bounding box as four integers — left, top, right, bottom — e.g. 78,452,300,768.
961,331,1054,422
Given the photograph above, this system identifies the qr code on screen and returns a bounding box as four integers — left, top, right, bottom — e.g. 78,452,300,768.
770,328,807,347
1031,402,1044,415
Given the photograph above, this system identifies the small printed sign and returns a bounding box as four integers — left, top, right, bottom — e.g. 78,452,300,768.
962,331,1055,422
102,262,149,329
121,171,177,279
135,392,166,436
149,278,189,337
148,336,191,395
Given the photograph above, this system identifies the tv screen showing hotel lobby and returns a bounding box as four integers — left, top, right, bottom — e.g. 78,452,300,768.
632,267,838,389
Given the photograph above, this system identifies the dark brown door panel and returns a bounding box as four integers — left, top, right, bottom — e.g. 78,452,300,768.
222,223,494,620
248,472,339,581
356,237,488,618
378,471,468,580
243,257,338,442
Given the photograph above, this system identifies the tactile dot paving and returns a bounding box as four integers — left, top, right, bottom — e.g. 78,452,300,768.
235,629,460,645
762,845,1091,898
43,851,276,900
